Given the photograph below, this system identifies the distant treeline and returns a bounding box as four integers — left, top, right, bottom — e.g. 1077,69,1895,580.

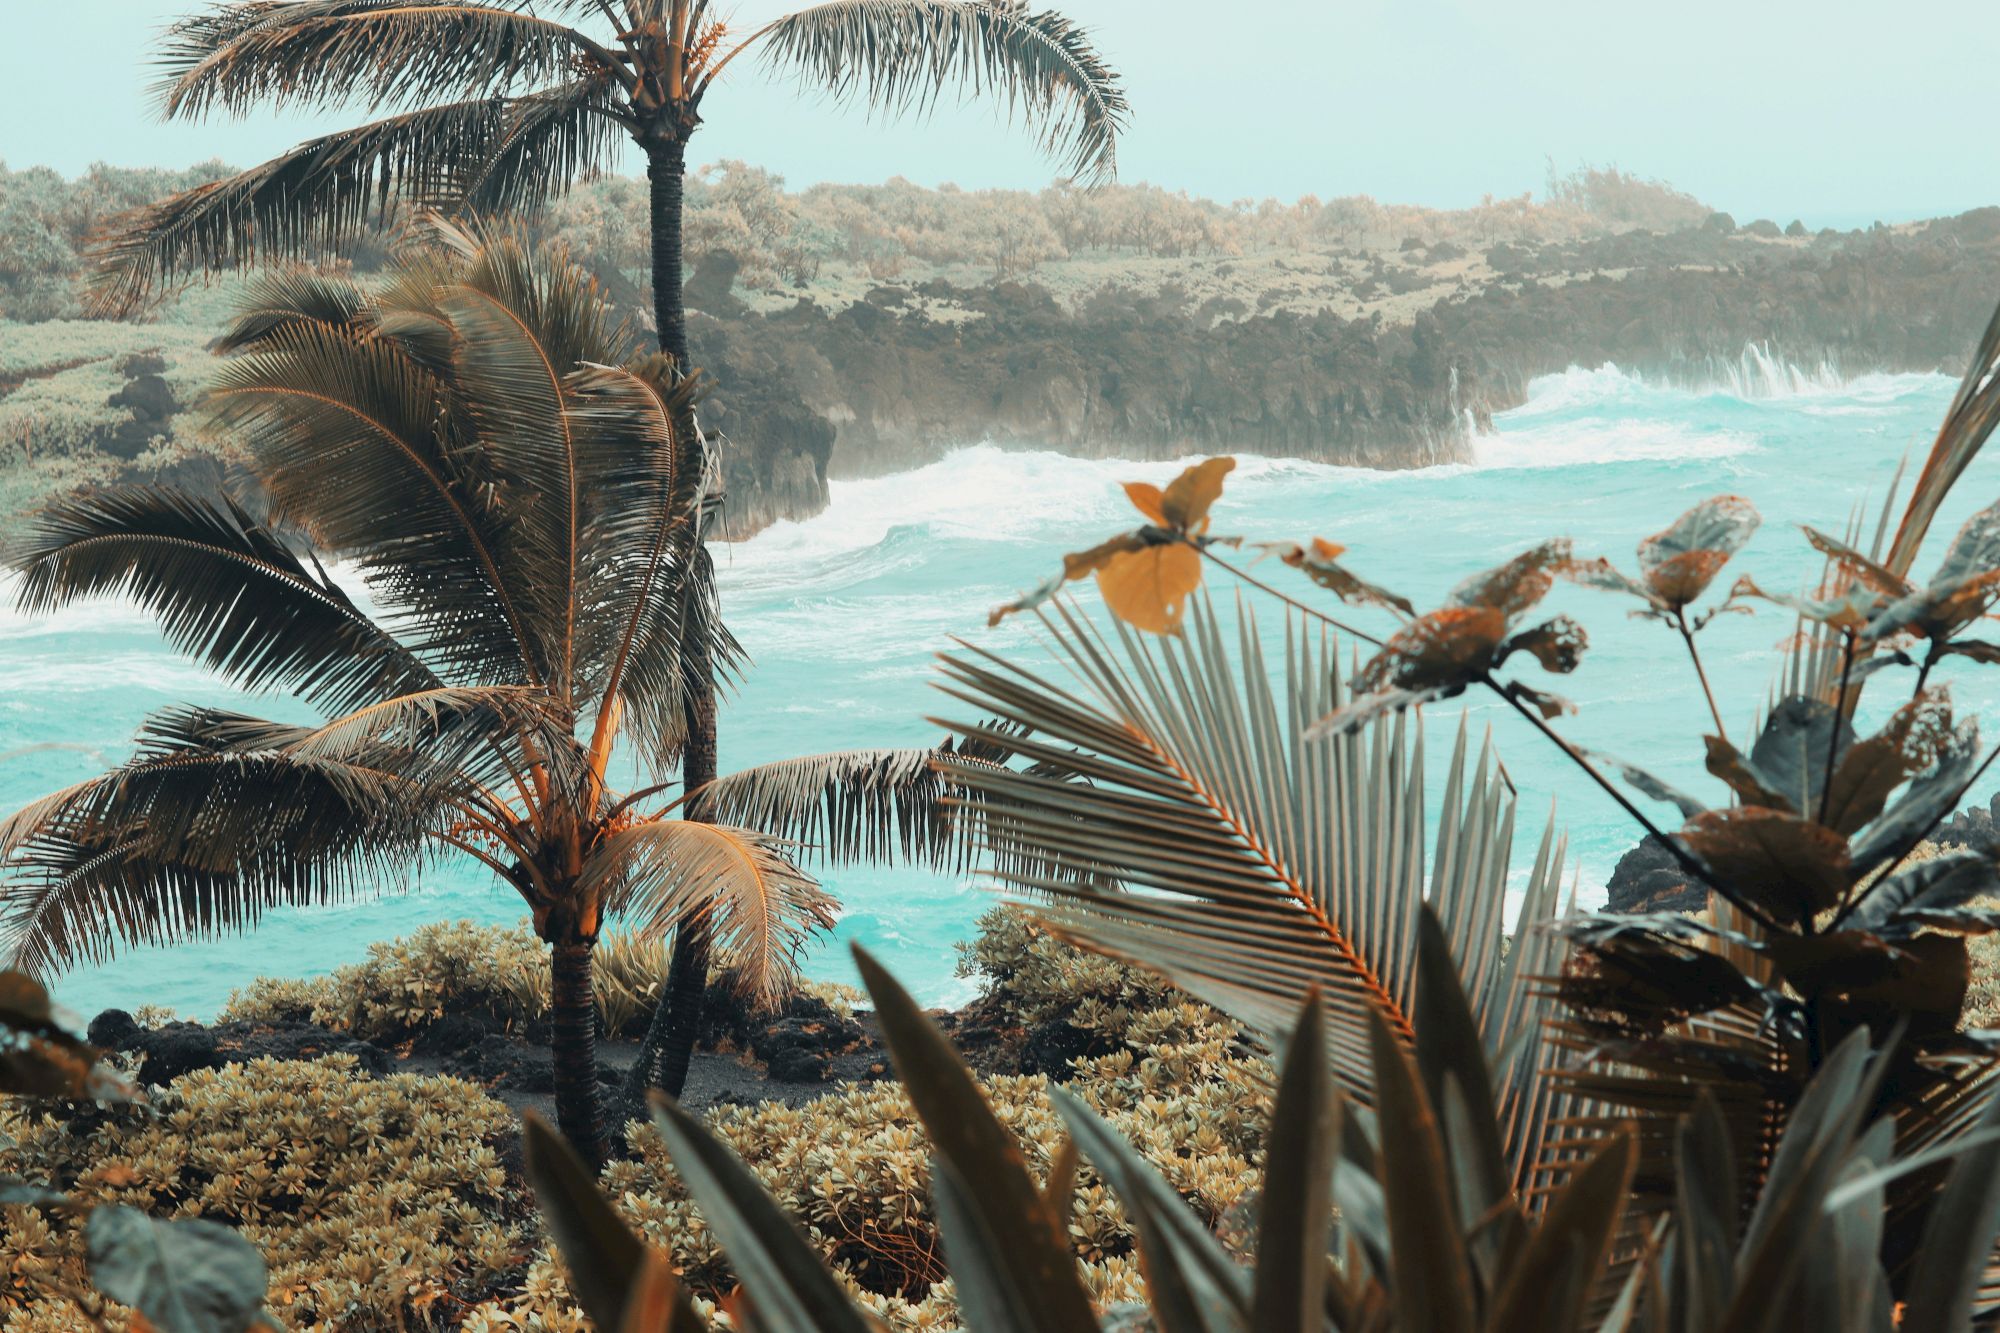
0,158,1726,320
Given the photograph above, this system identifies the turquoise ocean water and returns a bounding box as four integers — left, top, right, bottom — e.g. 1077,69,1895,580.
9,355,1999,1020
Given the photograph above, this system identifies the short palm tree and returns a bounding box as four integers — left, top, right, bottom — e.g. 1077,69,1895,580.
89,0,1127,1099
0,222,966,1164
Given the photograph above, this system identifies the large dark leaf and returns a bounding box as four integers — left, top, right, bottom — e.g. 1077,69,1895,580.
1368,1009,1476,1333
1851,848,2000,937
1678,808,1853,925
853,947,1099,1333
1053,1089,1248,1333
648,1097,872,1333
1901,1076,2000,1333
1747,697,1853,816
86,1206,268,1333
1820,691,1956,836
1250,993,1336,1332
522,1112,685,1333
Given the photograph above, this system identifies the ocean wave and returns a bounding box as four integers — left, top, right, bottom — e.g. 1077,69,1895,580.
1512,356,1952,416
1476,417,1756,469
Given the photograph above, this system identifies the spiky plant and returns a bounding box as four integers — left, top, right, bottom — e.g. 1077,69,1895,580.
0,222,994,1164
94,0,1126,1098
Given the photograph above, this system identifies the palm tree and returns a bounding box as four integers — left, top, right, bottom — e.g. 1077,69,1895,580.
0,222,977,1164
89,0,1127,1098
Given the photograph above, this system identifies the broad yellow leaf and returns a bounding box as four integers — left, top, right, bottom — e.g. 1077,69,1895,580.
1095,543,1203,634
1159,457,1236,531
1123,482,1169,526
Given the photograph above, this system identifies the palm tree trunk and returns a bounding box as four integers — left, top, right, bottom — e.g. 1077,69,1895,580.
550,938,611,1168
630,133,717,1103
646,140,690,369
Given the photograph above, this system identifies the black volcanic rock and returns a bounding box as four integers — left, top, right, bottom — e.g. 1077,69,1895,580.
1604,835,1706,915
97,1017,396,1086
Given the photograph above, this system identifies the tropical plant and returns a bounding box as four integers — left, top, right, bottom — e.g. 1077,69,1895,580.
93,0,1126,1103
951,297,2000,1305
0,222,991,1166
521,929,2000,1331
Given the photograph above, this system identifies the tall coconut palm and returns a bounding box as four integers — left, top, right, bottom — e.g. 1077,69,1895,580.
89,0,1126,1098
0,222,979,1163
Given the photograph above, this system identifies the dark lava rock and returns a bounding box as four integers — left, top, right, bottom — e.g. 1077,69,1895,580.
752,1009,868,1083
410,1012,493,1059
1604,834,1706,914
450,1033,555,1093
87,1009,141,1050
1932,792,2000,851
130,1022,219,1084
1021,1018,1119,1076
105,1019,395,1086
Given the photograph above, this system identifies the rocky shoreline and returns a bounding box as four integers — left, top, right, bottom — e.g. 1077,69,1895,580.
11,209,2000,541
679,209,2000,533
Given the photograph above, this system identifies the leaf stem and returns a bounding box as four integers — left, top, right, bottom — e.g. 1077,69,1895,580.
1818,631,1857,827
1482,673,1781,933
1674,609,1729,739
1198,547,1388,648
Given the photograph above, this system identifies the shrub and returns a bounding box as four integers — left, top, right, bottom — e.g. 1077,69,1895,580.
0,1056,522,1330
462,999,1261,1331
220,920,669,1041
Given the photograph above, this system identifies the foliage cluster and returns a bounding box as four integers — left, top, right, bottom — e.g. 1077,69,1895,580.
543,162,1723,292
470,1000,1258,1330
0,162,235,320
218,920,670,1043
1,1055,519,1331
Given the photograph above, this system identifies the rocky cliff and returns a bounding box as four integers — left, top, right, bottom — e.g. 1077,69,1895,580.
678,210,2000,519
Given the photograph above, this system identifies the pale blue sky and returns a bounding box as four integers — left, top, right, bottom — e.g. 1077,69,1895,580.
0,0,1986,224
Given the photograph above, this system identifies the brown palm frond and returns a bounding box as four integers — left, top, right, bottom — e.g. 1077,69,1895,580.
0,737,461,977
589,819,838,1001
1887,297,2000,575
154,1,606,119
748,0,1127,185
86,91,603,316
933,597,1569,1111
700,739,996,870
11,486,439,715
202,307,542,685
211,264,372,353
568,358,712,767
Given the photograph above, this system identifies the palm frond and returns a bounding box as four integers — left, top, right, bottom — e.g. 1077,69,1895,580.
700,739,996,870
933,597,1568,1111
212,264,372,353
155,1,601,119
0,734,451,977
86,91,603,315
202,312,541,685
751,0,1127,185
568,358,711,767
589,820,838,1001
1887,297,2000,575
10,486,438,716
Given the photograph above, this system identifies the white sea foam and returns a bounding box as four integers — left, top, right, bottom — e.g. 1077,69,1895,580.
1477,417,1755,469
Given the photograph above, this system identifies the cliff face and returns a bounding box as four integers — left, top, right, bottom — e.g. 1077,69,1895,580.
681,210,2000,526
709,279,1472,481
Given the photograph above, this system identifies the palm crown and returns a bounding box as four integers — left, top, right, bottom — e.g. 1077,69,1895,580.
2,221,869,1160
90,0,1128,320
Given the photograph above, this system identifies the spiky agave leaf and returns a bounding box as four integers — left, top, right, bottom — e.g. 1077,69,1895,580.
933,596,1570,1123
752,0,1127,185
1888,298,2000,576
589,820,838,1002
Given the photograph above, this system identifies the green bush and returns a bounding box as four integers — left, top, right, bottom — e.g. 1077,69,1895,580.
0,1056,521,1330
